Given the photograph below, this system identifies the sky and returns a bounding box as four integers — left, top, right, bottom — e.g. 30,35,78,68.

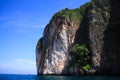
0,0,90,74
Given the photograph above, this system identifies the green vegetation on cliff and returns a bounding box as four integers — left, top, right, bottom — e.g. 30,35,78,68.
55,8,82,22
53,2,90,23
70,44,90,69
36,38,43,49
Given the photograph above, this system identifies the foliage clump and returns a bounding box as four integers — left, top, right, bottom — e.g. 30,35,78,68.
53,2,90,23
54,8,82,23
70,44,90,69
36,38,43,49
82,64,90,71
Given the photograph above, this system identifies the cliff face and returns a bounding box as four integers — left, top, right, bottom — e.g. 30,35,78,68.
36,16,80,74
36,0,120,75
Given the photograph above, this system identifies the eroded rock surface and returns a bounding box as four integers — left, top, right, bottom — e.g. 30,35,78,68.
36,0,120,75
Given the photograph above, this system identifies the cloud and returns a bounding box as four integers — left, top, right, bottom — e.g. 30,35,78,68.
0,16,10,21
0,58,36,74
14,11,24,15
0,11,46,33
15,58,36,65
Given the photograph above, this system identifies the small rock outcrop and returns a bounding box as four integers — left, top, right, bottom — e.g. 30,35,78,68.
36,0,120,75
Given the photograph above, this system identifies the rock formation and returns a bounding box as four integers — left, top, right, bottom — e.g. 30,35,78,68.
36,0,120,75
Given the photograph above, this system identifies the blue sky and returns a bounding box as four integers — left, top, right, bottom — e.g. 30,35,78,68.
0,0,90,74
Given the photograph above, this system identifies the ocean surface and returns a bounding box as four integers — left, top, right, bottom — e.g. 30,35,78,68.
0,74,120,80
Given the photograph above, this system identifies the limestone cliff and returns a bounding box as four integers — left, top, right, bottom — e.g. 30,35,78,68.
36,0,120,75
36,16,80,74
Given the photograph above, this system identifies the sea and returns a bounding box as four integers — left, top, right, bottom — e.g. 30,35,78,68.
0,74,120,80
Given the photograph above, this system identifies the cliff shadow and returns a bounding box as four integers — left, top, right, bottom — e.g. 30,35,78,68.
101,0,120,75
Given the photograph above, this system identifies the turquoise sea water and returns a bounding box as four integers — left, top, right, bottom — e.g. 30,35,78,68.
0,74,120,80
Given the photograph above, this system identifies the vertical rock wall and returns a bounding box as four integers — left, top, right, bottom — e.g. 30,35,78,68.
36,17,79,74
